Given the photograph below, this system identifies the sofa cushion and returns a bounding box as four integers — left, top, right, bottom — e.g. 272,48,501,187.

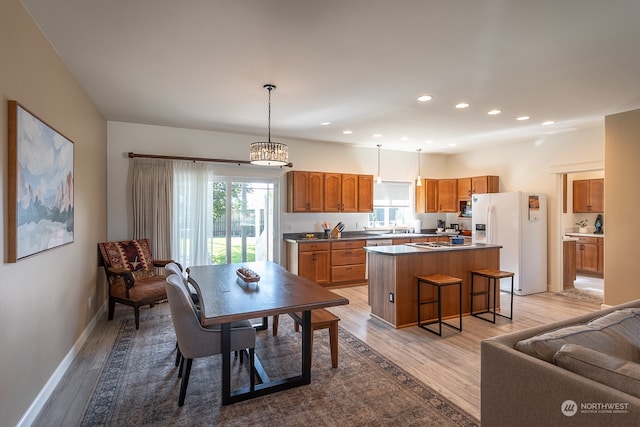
515,308,640,363
554,344,640,398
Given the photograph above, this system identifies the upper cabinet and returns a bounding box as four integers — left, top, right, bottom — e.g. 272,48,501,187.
415,179,439,213
573,178,604,213
357,175,374,212
437,179,458,212
287,171,373,213
416,175,499,213
287,171,324,212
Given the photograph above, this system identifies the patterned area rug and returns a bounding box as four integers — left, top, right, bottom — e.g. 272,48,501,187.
557,287,604,305
81,314,478,426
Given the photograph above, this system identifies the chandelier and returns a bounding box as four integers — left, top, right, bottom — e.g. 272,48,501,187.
250,84,289,166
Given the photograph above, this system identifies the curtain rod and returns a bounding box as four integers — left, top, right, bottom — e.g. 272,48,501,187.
127,152,293,168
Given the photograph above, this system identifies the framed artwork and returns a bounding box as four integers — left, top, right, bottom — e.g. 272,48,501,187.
7,101,74,262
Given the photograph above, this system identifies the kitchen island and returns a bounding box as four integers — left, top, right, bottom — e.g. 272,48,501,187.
364,243,502,328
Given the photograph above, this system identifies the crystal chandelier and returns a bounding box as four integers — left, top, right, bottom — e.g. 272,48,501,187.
250,84,289,166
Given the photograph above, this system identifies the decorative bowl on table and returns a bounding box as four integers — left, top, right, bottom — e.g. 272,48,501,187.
236,266,260,283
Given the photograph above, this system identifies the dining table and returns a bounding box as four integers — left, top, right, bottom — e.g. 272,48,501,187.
187,261,349,405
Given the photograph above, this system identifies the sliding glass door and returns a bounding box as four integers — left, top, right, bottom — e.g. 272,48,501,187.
173,162,276,267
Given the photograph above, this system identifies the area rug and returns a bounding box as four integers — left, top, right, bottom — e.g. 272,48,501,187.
557,287,604,305
81,314,478,426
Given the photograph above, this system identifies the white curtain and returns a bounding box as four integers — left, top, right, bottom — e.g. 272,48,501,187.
132,158,173,259
172,160,214,267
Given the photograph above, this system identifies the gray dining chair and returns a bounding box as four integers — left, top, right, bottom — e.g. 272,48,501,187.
165,273,256,406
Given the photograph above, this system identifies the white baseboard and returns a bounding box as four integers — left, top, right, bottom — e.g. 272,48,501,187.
17,302,106,427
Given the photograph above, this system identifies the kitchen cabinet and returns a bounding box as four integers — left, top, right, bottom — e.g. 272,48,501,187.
415,179,438,213
573,178,604,213
458,176,499,199
287,171,323,212
331,240,366,284
357,174,374,212
438,179,458,212
563,239,577,289
574,236,603,276
288,241,330,285
457,178,471,199
287,171,373,213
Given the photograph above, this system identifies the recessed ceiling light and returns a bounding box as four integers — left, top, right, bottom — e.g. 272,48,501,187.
517,116,530,121
373,133,382,138
542,121,555,126
456,103,469,109
321,122,331,126
488,109,501,115
400,137,409,141
425,140,433,144
417,95,433,102
343,130,353,134
448,143,457,147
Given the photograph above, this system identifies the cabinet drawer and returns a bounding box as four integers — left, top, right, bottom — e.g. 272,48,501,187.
392,238,411,245
331,264,366,282
331,240,365,250
332,248,366,265
574,236,598,245
298,242,330,252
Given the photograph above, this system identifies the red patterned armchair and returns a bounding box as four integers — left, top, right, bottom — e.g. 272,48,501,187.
97,238,177,329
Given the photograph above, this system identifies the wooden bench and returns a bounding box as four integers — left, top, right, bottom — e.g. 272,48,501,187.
272,308,340,368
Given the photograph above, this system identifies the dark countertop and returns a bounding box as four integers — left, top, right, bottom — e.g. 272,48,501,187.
363,242,501,255
283,230,464,243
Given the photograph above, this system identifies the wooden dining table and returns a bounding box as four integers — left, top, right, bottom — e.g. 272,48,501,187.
187,261,349,405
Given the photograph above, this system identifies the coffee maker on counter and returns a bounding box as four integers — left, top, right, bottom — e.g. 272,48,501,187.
594,214,603,234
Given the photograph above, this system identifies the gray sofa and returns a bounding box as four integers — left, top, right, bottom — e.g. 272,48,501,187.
481,299,640,426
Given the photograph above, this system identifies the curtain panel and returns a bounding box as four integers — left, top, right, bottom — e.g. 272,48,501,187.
132,158,173,259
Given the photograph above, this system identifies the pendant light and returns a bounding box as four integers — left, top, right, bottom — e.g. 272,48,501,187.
250,84,289,166
376,144,382,184
416,148,422,186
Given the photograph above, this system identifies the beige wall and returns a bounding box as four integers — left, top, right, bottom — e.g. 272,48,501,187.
604,109,640,305
0,1,107,425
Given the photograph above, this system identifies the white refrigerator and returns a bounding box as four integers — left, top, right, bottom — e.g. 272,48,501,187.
472,192,547,295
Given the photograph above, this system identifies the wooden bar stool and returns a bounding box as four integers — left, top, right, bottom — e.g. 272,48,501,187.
416,274,463,336
470,268,515,323
272,308,340,368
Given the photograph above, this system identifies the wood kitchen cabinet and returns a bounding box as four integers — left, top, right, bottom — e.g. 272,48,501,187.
573,178,604,213
458,176,499,199
575,236,603,276
287,171,323,212
415,179,438,213
330,240,366,284
287,241,330,285
357,174,374,212
323,173,367,213
438,179,458,212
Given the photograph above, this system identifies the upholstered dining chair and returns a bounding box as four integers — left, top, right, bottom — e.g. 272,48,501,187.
165,273,256,406
97,238,176,329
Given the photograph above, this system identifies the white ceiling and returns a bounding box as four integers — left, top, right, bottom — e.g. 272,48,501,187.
20,0,640,154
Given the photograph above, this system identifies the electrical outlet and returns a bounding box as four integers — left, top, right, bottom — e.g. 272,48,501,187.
283,224,292,231
388,292,394,303
88,296,92,308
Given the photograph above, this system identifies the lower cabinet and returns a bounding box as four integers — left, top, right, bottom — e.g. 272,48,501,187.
331,240,366,285
287,241,330,285
575,236,604,276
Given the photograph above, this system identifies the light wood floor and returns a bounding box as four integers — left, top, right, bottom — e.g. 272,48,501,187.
34,286,600,425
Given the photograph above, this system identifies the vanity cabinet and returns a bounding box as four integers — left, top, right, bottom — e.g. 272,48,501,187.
287,171,324,212
573,178,604,213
